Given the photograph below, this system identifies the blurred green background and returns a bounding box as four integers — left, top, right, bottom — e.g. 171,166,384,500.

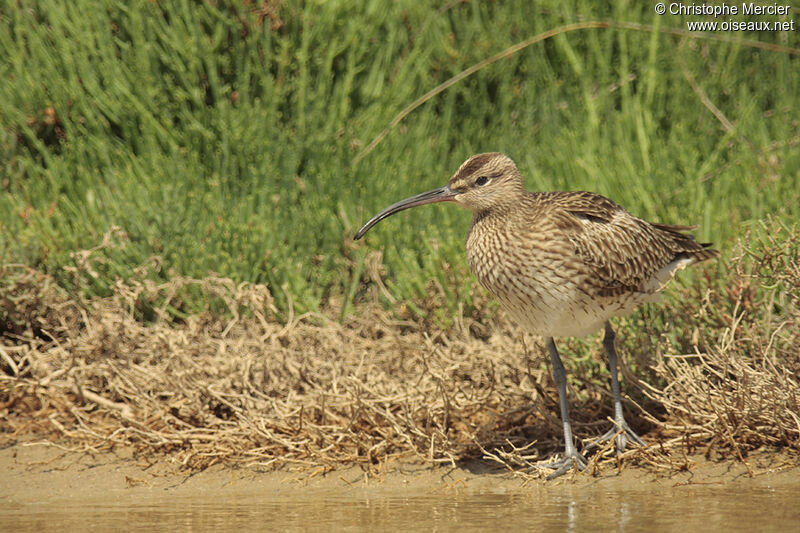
1,0,798,319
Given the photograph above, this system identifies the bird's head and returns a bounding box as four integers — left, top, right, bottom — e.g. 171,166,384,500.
445,152,525,212
354,153,525,240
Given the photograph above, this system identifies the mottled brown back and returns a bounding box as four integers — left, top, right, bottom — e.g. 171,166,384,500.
519,191,718,297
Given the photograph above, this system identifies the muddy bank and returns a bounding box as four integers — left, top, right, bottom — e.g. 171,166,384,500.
5,438,800,533
2,438,797,507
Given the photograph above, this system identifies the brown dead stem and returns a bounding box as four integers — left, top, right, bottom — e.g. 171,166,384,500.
1,220,798,474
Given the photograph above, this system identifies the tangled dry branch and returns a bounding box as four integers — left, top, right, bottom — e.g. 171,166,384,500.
1,220,797,474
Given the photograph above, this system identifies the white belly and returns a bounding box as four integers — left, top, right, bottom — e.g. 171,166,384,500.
496,285,652,338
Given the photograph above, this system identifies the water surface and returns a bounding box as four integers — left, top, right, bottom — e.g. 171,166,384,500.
4,479,798,532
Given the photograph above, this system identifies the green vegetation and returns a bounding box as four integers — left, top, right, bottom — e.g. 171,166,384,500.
2,0,798,320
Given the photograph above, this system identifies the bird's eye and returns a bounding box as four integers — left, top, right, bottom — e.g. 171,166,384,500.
475,176,489,186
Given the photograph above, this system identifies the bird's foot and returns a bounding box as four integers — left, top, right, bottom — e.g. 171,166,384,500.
587,419,645,455
531,449,588,480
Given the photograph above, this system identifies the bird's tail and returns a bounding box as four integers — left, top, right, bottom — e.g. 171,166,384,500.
652,223,720,264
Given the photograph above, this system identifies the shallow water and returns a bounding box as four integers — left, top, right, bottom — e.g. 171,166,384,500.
4,481,799,532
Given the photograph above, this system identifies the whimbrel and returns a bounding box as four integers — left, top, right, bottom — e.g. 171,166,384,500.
354,153,718,478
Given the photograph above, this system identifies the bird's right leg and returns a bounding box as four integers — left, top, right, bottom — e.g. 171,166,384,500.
586,322,645,454
535,337,587,479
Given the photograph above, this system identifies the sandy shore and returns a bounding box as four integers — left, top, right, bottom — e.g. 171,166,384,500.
3,438,797,507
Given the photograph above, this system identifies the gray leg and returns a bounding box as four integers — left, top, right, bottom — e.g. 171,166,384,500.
590,322,645,454
536,337,587,479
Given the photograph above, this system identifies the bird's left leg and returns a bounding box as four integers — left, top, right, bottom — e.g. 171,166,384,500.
589,321,645,454
533,338,588,479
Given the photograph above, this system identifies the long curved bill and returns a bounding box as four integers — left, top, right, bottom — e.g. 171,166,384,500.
354,186,457,240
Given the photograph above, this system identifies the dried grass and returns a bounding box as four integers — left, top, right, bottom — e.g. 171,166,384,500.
643,221,800,461
1,221,798,475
